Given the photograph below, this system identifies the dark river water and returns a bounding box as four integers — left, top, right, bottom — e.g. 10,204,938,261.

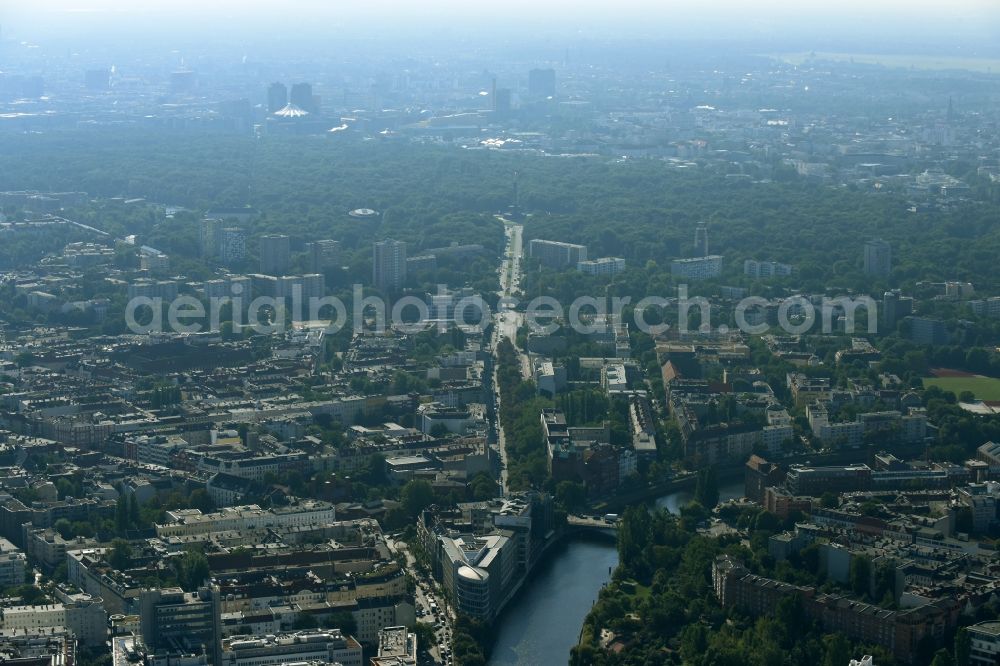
486,536,619,665
653,479,745,515
487,480,744,665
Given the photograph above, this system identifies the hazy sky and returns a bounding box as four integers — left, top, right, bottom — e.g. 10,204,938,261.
6,0,998,21
8,0,999,16
3,0,1000,54
8,0,998,11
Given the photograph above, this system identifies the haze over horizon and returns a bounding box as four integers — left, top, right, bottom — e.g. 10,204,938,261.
3,0,1000,58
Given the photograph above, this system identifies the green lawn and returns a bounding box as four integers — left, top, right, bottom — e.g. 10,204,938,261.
620,580,651,600
923,376,1000,402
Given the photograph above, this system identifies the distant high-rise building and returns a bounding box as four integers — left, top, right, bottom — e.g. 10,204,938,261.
511,170,521,217
905,316,948,345
170,70,196,94
84,69,110,91
200,218,222,258
139,586,221,665
528,68,556,97
21,76,44,98
259,234,290,275
267,82,288,114
494,87,512,114
694,223,709,256
305,239,341,272
373,239,407,291
289,82,314,113
219,228,247,265
882,289,913,333
864,239,892,277
276,273,325,302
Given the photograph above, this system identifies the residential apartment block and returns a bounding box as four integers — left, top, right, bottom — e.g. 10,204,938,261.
670,255,723,280
528,239,587,268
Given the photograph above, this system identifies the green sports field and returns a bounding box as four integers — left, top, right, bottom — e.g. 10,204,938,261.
923,376,1000,401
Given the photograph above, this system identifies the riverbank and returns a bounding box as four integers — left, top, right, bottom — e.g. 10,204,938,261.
487,533,619,665
597,464,746,513
483,477,746,665
478,472,747,665
597,475,696,512
493,521,614,620
655,479,746,515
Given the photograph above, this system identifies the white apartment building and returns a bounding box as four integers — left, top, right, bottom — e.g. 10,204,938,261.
156,502,336,537
0,598,107,647
529,239,588,268
220,631,363,666
0,537,26,587
578,257,625,276
968,297,1000,318
744,259,792,278
670,255,723,280
762,424,794,455
969,621,1000,665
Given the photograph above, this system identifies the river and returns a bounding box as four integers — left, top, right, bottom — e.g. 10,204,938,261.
654,479,745,515
487,536,619,666
487,480,745,664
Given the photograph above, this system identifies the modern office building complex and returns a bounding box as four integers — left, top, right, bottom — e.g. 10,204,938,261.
418,493,555,622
